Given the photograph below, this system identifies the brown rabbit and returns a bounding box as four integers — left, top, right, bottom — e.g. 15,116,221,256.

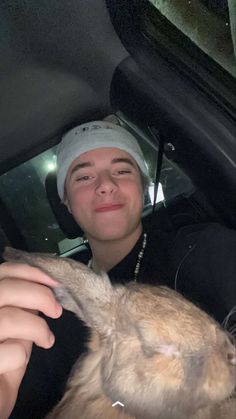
4,247,236,419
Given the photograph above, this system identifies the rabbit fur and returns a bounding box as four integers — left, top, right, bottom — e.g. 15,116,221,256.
4,247,236,419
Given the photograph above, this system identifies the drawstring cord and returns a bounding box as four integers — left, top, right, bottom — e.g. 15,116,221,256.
174,243,197,291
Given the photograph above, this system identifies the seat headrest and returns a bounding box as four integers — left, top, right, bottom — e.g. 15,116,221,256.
45,171,83,239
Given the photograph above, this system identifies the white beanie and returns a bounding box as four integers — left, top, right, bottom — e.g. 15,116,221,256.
56,120,149,200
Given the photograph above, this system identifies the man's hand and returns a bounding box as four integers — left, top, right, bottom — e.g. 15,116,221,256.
0,262,62,419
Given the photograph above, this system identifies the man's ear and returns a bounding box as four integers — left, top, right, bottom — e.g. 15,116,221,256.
63,196,72,214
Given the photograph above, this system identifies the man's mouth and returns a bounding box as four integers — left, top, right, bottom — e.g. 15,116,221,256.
95,204,124,212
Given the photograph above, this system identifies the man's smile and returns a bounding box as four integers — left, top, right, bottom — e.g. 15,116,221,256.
94,203,125,212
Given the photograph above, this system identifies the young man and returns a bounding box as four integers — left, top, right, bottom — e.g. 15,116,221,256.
0,120,235,419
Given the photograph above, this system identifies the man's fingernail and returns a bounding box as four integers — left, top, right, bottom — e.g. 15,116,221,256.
55,302,63,314
49,333,55,346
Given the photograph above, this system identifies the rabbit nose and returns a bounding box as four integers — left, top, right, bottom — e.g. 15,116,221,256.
225,335,236,365
216,328,236,365
227,345,236,365
227,352,236,365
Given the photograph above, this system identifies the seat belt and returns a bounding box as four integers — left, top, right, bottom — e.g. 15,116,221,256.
147,126,165,215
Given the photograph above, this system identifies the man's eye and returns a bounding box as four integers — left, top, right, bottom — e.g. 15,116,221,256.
117,169,132,175
76,175,91,182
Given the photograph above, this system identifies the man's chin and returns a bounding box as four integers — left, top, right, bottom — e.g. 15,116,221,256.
87,223,142,243
93,230,127,242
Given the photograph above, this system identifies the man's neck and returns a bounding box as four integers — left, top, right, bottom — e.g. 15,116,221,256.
87,225,143,273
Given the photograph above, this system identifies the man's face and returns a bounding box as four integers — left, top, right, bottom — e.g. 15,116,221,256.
64,147,144,242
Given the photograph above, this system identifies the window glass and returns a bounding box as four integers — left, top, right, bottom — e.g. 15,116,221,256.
0,147,69,253
117,113,194,205
0,115,194,254
148,0,236,77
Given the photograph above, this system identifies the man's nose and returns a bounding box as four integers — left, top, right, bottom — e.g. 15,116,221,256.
95,173,117,195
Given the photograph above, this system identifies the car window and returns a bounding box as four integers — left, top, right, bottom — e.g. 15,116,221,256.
0,115,194,254
117,113,194,206
148,0,236,77
0,147,66,253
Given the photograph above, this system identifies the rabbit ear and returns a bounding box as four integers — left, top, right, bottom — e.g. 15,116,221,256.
137,321,180,358
3,247,115,335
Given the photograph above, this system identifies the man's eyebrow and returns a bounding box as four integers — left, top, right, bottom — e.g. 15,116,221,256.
69,157,136,178
70,162,93,177
111,157,135,167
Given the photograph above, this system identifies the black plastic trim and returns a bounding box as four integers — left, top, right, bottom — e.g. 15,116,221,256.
110,58,236,227
106,0,236,120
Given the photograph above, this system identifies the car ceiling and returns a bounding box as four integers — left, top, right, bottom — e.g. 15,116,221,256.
0,0,128,174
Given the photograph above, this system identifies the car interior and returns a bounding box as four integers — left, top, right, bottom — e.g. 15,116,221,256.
0,0,236,266
0,1,236,418
0,0,235,262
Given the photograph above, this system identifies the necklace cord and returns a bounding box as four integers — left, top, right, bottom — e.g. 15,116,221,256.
134,232,147,282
